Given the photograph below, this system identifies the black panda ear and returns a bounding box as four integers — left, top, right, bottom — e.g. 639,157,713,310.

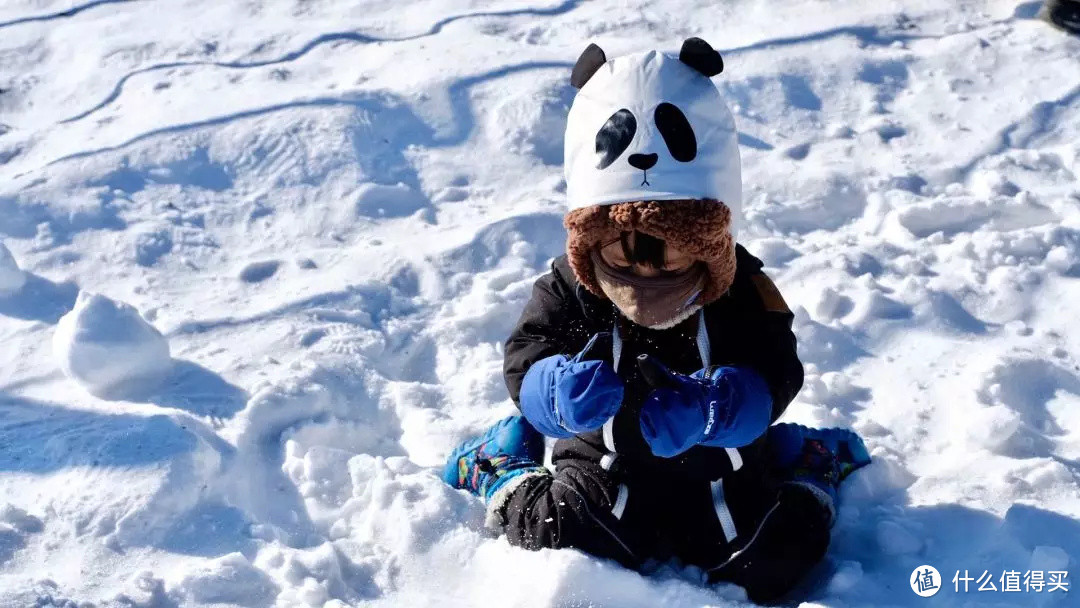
571,43,607,89
679,37,724,77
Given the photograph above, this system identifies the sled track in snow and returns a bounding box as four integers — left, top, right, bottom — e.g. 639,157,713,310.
952,83,1080,180
0,0,138,30
47,61,573,168
56,4,1037,129
58,0,586,125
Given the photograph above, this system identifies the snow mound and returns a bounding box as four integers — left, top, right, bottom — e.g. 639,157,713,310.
0,504,42,567
0,241,26,297
53,292,173,399
171,553,279,606
354,182,429,218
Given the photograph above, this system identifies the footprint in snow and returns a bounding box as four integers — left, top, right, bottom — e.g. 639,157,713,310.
785,142,812,160
432,175,471,203
239,260,280,283
432,186,470,203
877,123,907,142
299,328,327,348
355,183,428,218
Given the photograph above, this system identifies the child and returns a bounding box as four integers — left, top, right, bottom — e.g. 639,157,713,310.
443,38,870,604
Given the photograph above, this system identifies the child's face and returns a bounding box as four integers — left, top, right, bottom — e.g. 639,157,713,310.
598,232,696,278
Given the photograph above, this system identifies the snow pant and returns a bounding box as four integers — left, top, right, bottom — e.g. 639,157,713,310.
497,438,832,604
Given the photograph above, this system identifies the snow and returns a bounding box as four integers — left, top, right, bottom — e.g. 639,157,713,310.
53,291,174,399
1,0,1079,606
0,241,26,296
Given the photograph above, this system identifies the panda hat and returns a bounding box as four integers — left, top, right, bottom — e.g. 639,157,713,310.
562,38,741,306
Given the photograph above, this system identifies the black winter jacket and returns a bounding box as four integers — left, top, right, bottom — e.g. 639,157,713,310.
503,245,803,481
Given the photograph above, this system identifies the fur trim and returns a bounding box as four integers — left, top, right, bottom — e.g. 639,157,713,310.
646,303,703,331
484,469,551,529
564,199,737,306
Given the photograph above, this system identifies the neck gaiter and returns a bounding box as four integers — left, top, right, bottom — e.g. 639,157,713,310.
591,250,706,330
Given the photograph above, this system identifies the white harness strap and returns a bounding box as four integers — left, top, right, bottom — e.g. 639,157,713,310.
726,447,743,472
710,478,738,543
601,417,617,452
611,484,630,520
612,321,624,374
696,308,711,370
600,453,619,470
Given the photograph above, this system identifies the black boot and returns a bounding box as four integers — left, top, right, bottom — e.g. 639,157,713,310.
1042,0,1080,34
708,482,833,605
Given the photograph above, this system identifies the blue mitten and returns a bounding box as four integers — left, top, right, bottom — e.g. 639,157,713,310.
638,355,772,458
519,333,624,438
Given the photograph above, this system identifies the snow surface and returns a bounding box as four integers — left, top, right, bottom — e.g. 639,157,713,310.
54,291,174,399
0,241,27,296
1,0,1079,606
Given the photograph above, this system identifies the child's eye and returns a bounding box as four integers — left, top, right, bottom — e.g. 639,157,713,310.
598,243,629,266
659,260,700,277
656,267,689,278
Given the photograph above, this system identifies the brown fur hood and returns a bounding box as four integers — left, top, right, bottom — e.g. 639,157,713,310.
563,199,737,305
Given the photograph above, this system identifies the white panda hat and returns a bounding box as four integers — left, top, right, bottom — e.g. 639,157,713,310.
562,39,742,306
564,38,742,228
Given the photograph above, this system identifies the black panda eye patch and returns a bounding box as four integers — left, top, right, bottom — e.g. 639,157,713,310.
654,102,697,162
595,109,637,169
